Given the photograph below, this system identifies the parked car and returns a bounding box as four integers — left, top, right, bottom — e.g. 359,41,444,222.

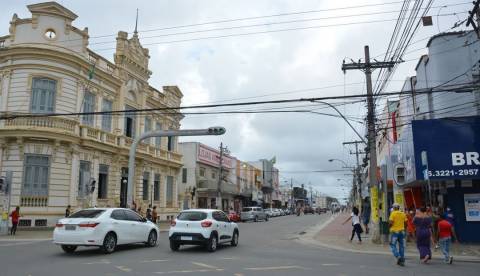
273,209,282,216
240,207,268,222
264,208,275,218
53,208,159,254
304,206,315,214
228,211,241,222
169,209,239,252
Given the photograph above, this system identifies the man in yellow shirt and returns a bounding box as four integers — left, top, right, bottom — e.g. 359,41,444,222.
389,203,407,266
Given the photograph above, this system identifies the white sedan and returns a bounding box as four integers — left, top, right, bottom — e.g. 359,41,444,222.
53,208,159,254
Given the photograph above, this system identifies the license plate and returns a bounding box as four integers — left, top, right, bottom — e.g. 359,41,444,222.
180,236,192,241
65,225,76,231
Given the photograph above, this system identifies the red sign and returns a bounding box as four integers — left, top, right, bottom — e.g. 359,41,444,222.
198,144,234,169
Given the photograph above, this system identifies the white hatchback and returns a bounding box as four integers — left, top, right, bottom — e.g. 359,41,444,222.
53,208,159,254
169,209,239,252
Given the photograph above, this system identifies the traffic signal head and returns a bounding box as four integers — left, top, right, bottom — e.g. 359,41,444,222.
207,127,226,135
89,178,96,194
0,177,5,193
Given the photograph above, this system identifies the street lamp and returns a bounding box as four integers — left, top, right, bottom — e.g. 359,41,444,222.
328,159,352,169
127,127,226,208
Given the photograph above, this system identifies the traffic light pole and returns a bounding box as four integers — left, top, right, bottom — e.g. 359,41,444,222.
127,127,226,209
342,46,396,243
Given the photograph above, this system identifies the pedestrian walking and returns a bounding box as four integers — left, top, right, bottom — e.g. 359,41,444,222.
65,205,71,217
361,198,371,234
146,208,152,221
152,206,158,223
406,208,416,242
438,214,457,264
9,206,20,235
343,206,362,243
413,206,433,263
388,203,407,266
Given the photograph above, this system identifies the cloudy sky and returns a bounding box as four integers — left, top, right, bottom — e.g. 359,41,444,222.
0,0,471,201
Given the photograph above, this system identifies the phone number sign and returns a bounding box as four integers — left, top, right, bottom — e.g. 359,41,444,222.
412,116,480,180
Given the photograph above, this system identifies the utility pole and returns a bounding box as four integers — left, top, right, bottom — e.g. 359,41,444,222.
342,46,396,243
217,143,229,211
467,0,480,38
217,142,224,211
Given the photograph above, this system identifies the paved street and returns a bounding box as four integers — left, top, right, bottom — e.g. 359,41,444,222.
0,214,479,276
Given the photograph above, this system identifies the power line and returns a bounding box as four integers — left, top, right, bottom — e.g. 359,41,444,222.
1,81,476,120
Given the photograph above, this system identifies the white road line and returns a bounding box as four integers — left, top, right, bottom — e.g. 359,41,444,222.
191,262,218,269
0,241,44,247
219,257,237,260
155,269,224,274
321,263,340,266
244,265,306,271
83,259,110,265
115,266,132,272
140,259,169,263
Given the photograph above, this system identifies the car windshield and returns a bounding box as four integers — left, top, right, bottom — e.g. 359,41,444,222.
177,211,207,221
69,209,105,218
242,208,253,212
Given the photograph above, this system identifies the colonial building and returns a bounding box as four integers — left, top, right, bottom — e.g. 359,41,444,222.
0,2,183,227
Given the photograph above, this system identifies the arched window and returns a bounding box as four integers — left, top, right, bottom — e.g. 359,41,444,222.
31,78,56,113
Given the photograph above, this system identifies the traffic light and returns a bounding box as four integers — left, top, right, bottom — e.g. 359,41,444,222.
0,177,5,193
89,178,96,194
207,127,226,135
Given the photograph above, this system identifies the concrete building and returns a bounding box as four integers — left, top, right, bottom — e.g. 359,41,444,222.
0,2,184,227
249,159,276,208
177,142,237,211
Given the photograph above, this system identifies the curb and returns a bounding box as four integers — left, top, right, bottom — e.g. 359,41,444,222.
297,215,480,263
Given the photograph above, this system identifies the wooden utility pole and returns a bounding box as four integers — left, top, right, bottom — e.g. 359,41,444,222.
467,0,480,38
342,46,396,243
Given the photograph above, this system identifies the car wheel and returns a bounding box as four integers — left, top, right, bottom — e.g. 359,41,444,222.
101,232,117,254
254,216,258,222
265,215,269,222
231,231,239,247
61,245,77,253
206,234,218,252
146,230,157,247
170,240,180,251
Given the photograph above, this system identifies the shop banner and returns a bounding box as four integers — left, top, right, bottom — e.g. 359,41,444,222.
412,116,480,180
370,187,379,223
464,193,480,222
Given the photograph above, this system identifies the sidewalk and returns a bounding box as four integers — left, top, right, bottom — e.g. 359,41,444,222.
304,213,480,263
0,221,171,241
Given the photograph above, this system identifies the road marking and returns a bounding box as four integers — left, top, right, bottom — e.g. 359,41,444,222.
191,262,218,269
245,265,306,271
233,274,244,276
115,266,132,272
0,241,43,247
141,259,169,263
219,257,237,260
83,259,110,265
155,269,224,274
322,263,340,266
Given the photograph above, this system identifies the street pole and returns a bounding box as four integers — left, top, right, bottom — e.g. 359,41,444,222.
127,127,226,208
343,141,363,208
217,142,224,210
342,45,397,243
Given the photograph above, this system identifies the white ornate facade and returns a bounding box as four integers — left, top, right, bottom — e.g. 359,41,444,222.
0,2,183,226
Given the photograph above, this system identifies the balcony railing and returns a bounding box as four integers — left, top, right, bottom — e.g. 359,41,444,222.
21,195,48,207
5,117,78,134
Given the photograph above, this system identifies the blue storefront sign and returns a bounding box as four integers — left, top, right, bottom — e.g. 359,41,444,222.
412,116,480,180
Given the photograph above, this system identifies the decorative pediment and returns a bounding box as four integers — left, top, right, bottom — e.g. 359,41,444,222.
27,2,78,22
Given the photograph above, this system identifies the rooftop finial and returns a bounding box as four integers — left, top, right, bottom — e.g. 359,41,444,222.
134,8,139,35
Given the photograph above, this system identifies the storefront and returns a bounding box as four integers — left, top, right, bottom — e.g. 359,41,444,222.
411,116,480,242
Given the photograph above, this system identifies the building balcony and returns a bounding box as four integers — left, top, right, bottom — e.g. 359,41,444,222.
20,195,48,207
2,116,182,165
4,116,79,135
